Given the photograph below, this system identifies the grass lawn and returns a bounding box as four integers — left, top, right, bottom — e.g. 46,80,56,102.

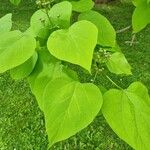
0,0,150,149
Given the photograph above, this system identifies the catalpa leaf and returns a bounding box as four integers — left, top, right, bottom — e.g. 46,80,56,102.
69,0,94,12
0,30,36,73
10,52,38,80
102,82,150,150
78,10,116,47
106,52,132,75
28,49,78,110
0,14,12,34
30,1,72,39
47,20,98,72
49,1,72,28
132,2,150,33
43,77,103,146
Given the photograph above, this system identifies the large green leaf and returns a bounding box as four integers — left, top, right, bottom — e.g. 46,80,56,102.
10,0,21,5
10,52,38,80
47,20,98,72
132,2,150,33
0,14,12,34
43,77,103,146
106,52,132,75
28,49,78,110
69,0,94,12
30,1,72,39
102,82,150,150
0,30,36,73
78,10,116,47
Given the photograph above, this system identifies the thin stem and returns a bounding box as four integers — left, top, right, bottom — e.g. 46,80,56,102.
116,25,131,33
105,75,123,90
45,8,53,26
92,70,99,83
130,34,136,46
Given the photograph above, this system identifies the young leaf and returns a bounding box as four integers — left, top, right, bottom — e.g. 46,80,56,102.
10,0,21,5
78,10,116,47
49,1,72,28
30,9,51,39
47,20,98,72
0,14,12,34
132,2,150,33
10,52,38,80
28,49,78,110
43,78,103,146
0,31,36,73
69,0,94,12
102,82,150,150
30,1,72,39
106,52,132,75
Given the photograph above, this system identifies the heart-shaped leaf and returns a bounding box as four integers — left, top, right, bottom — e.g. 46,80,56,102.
102,82,150,150
0,30,36,73
47,20,98,72
43,77,103,146
106,52,132,75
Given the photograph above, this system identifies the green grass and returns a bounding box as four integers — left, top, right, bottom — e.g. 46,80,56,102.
0,0,150,149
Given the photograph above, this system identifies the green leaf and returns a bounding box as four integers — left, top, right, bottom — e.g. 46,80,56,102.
106,52,132,75
47,20,98,72
10,0,21,5
0,30,36,73
28,49,78,110
78,10,116,47
132,0,147,6
132,3,150,33
102,82,150,150
0,14,12,34
30,9,51,39
10,52,38,80
69,0,94,12
49,1,72,28
30,1,72,39
43,77,103,146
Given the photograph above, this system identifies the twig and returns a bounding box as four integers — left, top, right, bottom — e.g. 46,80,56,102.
116,25,131,34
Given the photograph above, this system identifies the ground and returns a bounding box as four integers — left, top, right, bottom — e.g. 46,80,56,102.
0,0,150,150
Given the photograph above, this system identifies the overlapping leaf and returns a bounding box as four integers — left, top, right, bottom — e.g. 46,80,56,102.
0,30,36,73
47,20,98,72
78,10,116,47
0,14,12,34
10,52,38,80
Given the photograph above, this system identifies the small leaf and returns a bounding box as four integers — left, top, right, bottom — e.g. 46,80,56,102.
102,82,150,150
78,10,116,47
43,78,103,146
106,52,132,75
10,0,21,5
30,1,72,39
10,52,38,80
30,9,51,39
0,31,36,73
70,0,94,12
49,1,72,28
47,20,98,72
132,3,150,33
0,14,12,34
